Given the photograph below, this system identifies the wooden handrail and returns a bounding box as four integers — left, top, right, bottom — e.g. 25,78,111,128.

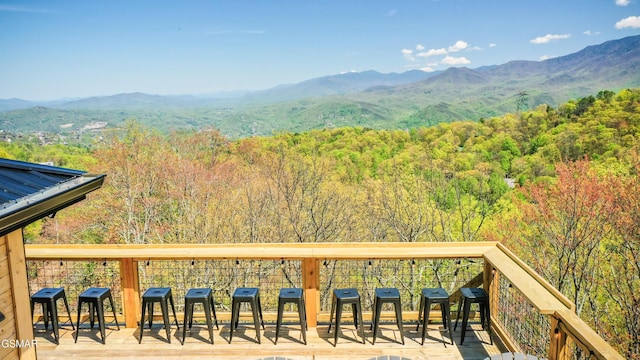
24,241,496,260
483,245,572,313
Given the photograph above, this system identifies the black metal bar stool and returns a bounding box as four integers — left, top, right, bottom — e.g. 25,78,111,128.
138,287,179,344
454,287,492,345
74,287,120,344
181,288,218,345
229,287,264,344
328,288,365,346
30,287,75,344
416,287,453,345
370,288,404,345
275,288,307,345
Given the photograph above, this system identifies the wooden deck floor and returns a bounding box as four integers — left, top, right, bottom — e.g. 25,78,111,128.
35,319,506,360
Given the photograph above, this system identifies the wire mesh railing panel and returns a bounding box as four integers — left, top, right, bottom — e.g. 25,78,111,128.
137,259,302,314
319,258,484,312
495,273,550,358
27,260,123,315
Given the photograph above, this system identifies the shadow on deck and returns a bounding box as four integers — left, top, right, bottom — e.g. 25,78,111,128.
35,319,506,360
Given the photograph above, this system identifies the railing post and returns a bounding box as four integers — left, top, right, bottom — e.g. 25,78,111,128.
549,316,570,360
120,258,140,328
484,260,499,321
302,258,319,327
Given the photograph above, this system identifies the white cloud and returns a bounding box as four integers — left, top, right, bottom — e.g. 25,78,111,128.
401,48,415,61
448,40,468,52
539,55,555,61
489,43,497,47
615,16,640,29
616,0,631,6
529,33,571,44
402,40,474,69
417,48,447,57
441,56,471,65
583,30,601,36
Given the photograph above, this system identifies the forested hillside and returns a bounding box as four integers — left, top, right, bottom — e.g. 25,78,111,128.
2,88,640,357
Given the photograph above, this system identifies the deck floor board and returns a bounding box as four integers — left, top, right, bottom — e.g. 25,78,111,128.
35,321,506,359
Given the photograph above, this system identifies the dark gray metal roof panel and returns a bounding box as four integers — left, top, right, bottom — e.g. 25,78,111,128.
0,158,105,236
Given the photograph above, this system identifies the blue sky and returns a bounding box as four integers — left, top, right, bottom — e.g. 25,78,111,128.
1,0,639,100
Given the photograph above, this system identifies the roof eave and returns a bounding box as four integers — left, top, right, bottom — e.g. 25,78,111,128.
0,174,106,237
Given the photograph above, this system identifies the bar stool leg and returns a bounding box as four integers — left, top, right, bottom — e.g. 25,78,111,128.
416,298,431,345
63,292,75,330
42,303,49,330
138,300,147,344
328,295,336,333
372,297,382,344
188,302,195,330
108,293,120,330
96,300,106,344
147,302,154,330
209,294,219,329
74,300,83,343
257,294,265,329
251,299,261,344
203,298,214,344
333,301,343,346
394,299,404,345
444,301,454,345
88,302,95,328
161,299,172,343
422,298,432,346
275,298,285,345
181,301,190,345
169,295,179,329
454,297,462,330
460,298,471,345
355,300,365,344
416,294,424,332
50,301,60,344
229,299,239,343
299,299,307,345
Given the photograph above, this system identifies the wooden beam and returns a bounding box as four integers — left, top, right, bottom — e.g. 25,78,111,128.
302,258,319,327
6,230,36,360
24,242,496,261
120,259,140,328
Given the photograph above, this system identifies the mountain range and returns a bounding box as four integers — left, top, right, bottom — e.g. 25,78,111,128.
1,35,639,138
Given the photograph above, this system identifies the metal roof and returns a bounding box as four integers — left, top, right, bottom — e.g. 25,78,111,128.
0,158,105,237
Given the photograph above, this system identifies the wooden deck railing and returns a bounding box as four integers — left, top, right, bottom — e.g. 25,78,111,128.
24,241,624,360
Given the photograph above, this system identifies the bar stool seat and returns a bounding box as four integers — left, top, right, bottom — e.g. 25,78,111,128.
181,288,218,345
454,287,492,345
138,287,179,344
328,288,365,346
229,287,264,344
371,288,404,345
416,287,453,345
275,288,307,345
74,287,120,344
31,287,74,344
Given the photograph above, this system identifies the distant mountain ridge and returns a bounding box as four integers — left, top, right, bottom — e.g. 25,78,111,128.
242,69,436,102
1,35,639,137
